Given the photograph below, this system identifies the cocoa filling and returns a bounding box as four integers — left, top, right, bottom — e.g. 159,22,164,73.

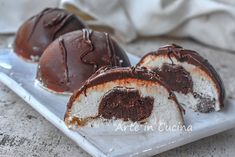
157,44,225,105
193,93,216,113
98,87,154,122
157,63,193,94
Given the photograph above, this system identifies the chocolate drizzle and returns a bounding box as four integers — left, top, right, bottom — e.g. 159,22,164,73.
28,8,74,41
105,33,118,66
105,33,113,65
27,8,51,41
43,12,66,27
80,29,97,70
48,13,73,41
58,38,69,83
161,44,211,70
166,44,184,64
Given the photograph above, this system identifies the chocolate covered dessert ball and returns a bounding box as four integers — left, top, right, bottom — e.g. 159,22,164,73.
36,29,131,94
14,8,87,62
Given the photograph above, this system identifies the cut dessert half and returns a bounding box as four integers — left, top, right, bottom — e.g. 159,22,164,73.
137,44,225,113
65,67,184,129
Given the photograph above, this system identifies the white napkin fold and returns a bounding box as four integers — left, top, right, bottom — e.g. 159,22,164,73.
0,0,58,33
60,0,235,51
1,0,235,51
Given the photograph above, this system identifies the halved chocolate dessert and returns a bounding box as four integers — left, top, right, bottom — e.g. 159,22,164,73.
137,44,225,113
65,66,184,128
14,8,87,62
36,29,131,94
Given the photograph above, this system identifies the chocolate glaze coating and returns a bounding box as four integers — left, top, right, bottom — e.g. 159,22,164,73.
156,63,193,94
37,29,131,93
138,44,225,108
14,8,87,62
99,87,154,122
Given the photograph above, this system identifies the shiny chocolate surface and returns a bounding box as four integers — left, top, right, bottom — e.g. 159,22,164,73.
37,30,131,93
14,8,87,62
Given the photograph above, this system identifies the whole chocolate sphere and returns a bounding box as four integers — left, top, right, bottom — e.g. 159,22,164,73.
14,8,87,62
36,29,131,93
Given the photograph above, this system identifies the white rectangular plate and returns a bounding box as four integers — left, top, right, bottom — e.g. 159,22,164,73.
0,49,235,157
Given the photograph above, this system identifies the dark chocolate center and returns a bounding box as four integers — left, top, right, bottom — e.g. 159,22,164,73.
158,63,193,94
98,87,154,122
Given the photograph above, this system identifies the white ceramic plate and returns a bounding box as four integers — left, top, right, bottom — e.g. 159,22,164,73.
0,48,235,157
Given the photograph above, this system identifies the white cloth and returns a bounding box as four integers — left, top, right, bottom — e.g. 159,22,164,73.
1,0,235,51
60,0,235,51
0,0,58,33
